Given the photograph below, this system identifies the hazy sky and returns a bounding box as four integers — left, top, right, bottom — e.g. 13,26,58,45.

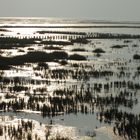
0,0,140,21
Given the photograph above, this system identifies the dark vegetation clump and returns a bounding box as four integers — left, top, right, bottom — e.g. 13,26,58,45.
0,37,73,47
92,48,105,53
0,44,28,49
38,62,49,69
111,45,127,49
0,38,39,44
27,48,34,51
0,28,10,32
95,53,101,57
41,40,73,46
58,60,68,65
132,44,138,47
71,48,86,52
133,54,140,59
137,66,140,71
124,40,132,43
18,49,25,52
36,30,86,35
51,51,68,60
0,62,11,70
101,108,140,140
34,62,49,70
72,63,79,67
44,46,62,50
70,38,89,44
0,119,48,140
68,54,87,61
0,51,69,69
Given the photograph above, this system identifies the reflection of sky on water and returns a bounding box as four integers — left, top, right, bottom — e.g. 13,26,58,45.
3,26,140,35
0,111,104,136
1,17,140,35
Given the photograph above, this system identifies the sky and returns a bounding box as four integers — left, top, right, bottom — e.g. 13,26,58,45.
0,0,140,22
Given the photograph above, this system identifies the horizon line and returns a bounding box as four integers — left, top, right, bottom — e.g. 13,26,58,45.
0,16,140,24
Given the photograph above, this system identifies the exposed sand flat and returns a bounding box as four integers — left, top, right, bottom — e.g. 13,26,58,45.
0,18,140,140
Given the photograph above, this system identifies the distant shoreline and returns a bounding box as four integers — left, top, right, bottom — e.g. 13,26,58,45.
0,17,140,24
1,25,140,28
